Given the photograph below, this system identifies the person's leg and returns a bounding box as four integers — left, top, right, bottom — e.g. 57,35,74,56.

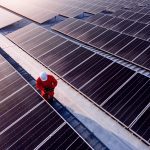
48,92,54,103
41,92,49,100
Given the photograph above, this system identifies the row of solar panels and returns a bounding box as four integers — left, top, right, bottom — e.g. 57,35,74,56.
1,0,150,24
0,54,93,149
6,23,150,145
52,17,150,71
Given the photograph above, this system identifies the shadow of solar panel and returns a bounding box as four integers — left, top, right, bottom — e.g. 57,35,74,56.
131,108,150,142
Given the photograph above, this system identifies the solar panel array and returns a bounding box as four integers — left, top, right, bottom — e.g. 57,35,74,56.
0,7,22,29
52,16,150,71
6,23,150,145
0,55,93,149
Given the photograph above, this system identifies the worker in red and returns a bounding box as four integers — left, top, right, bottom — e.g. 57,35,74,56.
36,71,57,102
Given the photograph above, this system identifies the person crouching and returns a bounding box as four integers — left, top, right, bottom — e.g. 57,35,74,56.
36,71,57,102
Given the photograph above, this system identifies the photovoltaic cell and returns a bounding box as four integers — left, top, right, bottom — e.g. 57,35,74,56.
85,13,104,23
59,20,86,34
12,27,46,44
138,15,150,24
135,25,150,40
51,18,77,31
81,63,134,105
78,26,107,43
93,15,114,26
64,55,105,83
49,47,94,76
112,9,126,17
131,108,150,142
103,74,149,126
68,57,112,89
6,23,38,39
39,124,90,150
112,20,134,32
68,23,95,39
102,17,123,29
103,35,134,54
133,47,150,69
20,31,55,50
119,11,135,19
128,13,144,21
102,34,128,51
29,36,66,58
123,22,147,36
89,30,119,48
38,41,79,66
116,39,150,61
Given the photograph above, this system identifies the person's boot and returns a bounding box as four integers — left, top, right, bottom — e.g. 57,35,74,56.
48,96,54,104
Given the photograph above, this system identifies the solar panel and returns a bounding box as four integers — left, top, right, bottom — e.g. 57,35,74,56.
68,23,95,39
122,22,147,36
103,74,149,125
92,15,114,26
0,55,92,149
0,7,22,29
131,107,150,143
50,47,94,76
101,17,123,29
128,13,144,21
119,11,135,19
112,20,134,32
58,20,86,35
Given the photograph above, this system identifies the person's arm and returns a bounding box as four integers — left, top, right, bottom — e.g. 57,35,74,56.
36,78,44,91
50,76,58,88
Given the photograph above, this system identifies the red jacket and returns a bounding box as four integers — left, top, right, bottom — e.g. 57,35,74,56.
36,75,57,96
